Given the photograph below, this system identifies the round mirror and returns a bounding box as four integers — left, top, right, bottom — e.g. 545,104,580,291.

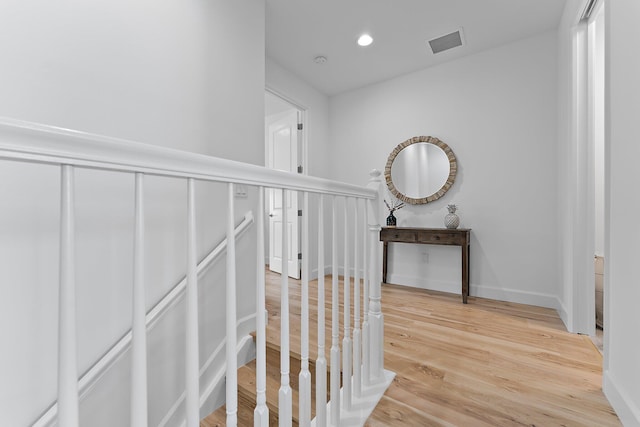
385,136,457,204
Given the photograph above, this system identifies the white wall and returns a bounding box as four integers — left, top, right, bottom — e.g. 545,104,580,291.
0,1,264,425
328,32,560,307
603,0,640,424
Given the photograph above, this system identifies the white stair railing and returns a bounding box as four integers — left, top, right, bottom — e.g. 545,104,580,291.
330,196,341,425
342,197,353,412
254,187,269,426
131,173,148,427
185,178,200,427
299,191,312,427
315,194,327,427
353,199,362,399
362,199,370,387
0,118,393,427
224,183,239,426
58,165,79,427
32,210,254,427
367,171,385,381
279,189,293,427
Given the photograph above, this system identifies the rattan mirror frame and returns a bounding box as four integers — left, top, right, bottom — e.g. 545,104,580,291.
384,136,457,204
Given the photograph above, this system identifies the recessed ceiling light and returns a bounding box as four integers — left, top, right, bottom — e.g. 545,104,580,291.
314,55,327,64
357,34,373,47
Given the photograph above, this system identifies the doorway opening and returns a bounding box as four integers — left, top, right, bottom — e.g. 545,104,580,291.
264,90,306,279
587,0,605,352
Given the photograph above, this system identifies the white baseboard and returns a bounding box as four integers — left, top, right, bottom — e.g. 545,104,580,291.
556,299,572,332
470,284,560,309
385,274,561,309
386,273,461,295
603,370,640,426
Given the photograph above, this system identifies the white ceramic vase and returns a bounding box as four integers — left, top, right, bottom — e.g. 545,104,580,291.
445,204,460,229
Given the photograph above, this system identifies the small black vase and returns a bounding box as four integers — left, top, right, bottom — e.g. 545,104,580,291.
386,211,397,227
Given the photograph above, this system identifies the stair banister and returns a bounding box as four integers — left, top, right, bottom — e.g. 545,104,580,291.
362,200,370,387
279,188,293,426
299,191,312,426
330,196,341,425
225,183,239,426
366,170,385,381
315,194,327,427
32,211,254,427
58,165,79,427
0,117,372,198
342,198,353,411
353,199,362,398
254,187,269,426
131,172,148,427
186,178,200,427
0,118,391,426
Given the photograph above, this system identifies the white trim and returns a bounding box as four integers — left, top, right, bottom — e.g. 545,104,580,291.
471,285,561,310
569,19,595,335
0,117,374,199
264,88,308,175
385,274,561,310
557,300,570,329
265,86,308,112
603,371,640,426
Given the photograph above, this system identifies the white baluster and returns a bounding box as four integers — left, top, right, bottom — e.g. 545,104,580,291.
254,186,269,427
330,196,341,425
353,198,361,399
342,198,352,411
186,179,200,427
316,194,327,427
367,171,384,381
279,189,293,426
362,201,370,387
299,192,311,426
131,173,148,427
58,165,79,427
226,183,239,426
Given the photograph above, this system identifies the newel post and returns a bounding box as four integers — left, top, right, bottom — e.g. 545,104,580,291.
366,169,385,381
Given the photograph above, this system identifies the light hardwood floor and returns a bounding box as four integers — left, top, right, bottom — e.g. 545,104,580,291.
367,282,619,426
204,270,620,426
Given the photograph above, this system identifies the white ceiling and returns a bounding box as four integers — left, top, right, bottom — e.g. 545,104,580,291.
266,0,567,96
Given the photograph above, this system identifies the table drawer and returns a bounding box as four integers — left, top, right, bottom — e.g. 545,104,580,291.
417,231,465,244
380,228,417,243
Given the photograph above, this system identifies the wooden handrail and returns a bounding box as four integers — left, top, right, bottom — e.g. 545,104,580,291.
0,117,375,199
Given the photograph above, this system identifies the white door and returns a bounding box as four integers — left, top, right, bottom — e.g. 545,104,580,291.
267,110,300,279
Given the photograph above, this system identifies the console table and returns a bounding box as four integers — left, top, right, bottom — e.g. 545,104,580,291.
380,227,471,303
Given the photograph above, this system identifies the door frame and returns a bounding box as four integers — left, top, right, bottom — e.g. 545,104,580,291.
265,87,308,175
568,0,605,337
264,88,308,277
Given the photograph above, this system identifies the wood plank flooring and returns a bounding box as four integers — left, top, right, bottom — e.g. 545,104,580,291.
204,270,620,426
368,283,619,426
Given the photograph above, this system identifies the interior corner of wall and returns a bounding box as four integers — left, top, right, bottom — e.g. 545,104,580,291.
556,297,573,332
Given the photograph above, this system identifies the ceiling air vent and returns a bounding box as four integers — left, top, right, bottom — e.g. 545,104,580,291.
428,29,464,54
